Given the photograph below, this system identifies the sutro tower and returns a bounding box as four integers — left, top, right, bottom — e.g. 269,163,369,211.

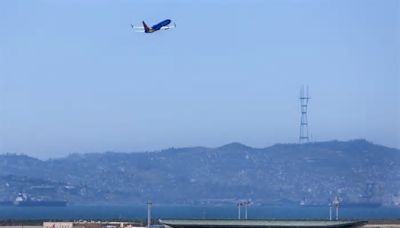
299,85,311,143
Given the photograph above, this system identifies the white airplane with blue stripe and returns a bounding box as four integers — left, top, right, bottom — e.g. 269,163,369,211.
131,19,176,33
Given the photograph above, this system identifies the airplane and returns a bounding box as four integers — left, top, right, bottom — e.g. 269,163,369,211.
131,19,176,33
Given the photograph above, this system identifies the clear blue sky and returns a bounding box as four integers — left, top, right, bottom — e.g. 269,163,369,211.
0,0,399,159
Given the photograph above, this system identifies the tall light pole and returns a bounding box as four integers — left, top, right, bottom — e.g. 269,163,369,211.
237,202,241,220
237,200,251,220
147,200,152,228
244,203,248,220
332,196,340,221
243,200,251,220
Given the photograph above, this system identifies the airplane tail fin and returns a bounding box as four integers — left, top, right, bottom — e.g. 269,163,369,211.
142,21,151,33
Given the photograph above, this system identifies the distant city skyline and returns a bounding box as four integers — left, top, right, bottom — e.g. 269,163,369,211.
0,0,399,159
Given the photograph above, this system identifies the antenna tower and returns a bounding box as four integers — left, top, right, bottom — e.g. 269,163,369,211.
299,85,310,143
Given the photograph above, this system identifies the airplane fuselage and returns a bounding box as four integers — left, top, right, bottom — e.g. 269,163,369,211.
151,19,171,31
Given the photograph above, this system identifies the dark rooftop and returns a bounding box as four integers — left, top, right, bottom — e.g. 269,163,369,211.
159,219,366,228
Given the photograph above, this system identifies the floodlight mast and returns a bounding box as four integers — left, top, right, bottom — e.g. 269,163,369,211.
237,200,252,220
237,202,241,219
332,196,340,220
245,203,248,220
243,200,251,219
147,200,152,228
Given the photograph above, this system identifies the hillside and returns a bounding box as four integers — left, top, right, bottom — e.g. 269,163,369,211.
0,139,399,206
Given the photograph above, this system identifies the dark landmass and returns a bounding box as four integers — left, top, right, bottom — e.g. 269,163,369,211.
0,139,399,206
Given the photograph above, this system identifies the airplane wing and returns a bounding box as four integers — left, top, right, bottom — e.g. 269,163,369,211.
131,24,144,29
160,22,176,30
131,24,145,32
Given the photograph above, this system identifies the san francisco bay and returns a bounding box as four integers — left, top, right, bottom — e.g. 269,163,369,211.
0,206,399,220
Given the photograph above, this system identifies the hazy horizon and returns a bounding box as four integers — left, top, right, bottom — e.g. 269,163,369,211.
1,138,397,160
1,0,399,159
